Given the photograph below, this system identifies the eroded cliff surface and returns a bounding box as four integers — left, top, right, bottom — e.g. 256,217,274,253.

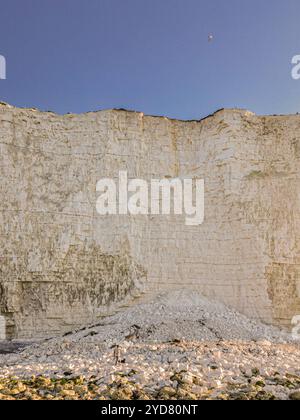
0,103,299,338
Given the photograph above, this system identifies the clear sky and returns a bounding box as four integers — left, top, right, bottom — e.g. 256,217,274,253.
0,0,300,119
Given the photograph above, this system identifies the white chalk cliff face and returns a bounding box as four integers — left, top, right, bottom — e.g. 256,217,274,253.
0,103,299,339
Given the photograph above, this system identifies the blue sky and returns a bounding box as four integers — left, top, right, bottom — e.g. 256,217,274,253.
0,0,300,119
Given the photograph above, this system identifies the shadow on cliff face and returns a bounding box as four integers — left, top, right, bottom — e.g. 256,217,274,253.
266,263,300,330
0,244,147,340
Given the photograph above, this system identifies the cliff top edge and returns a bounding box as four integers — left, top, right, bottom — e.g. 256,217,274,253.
0,101,299,123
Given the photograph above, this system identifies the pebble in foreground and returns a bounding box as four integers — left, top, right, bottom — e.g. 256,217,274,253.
0,291,299,400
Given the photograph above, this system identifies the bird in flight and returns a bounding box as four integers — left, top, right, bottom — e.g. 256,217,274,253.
208,34,214,42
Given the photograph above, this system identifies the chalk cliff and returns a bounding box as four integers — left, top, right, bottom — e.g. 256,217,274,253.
0,103,299,339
